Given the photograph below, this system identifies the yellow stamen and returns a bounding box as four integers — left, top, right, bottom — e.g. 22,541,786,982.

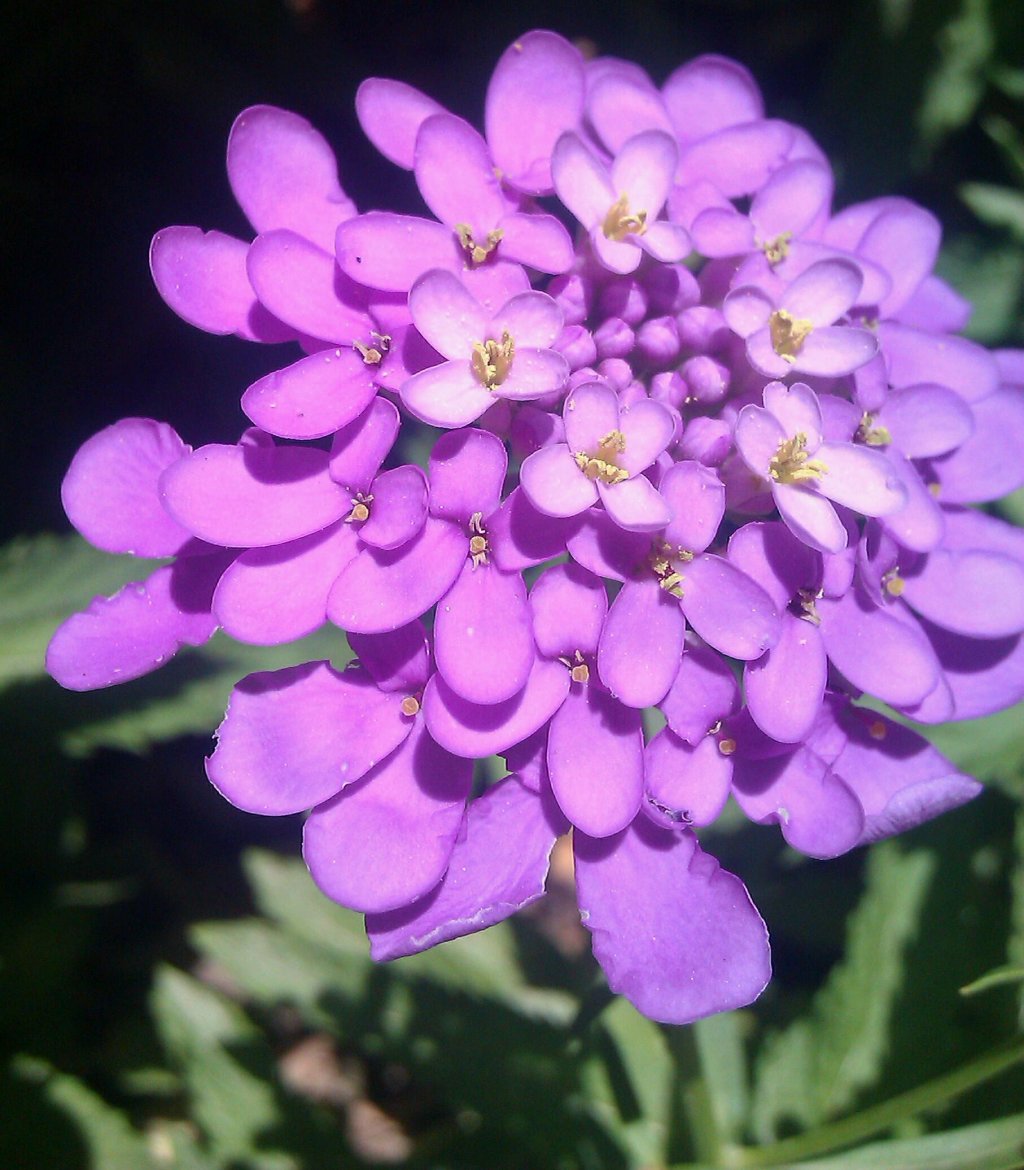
573,429,629,486
602,194,648,241
769,308,814,363
796,588,822,625
647,541,690,598
455,223,503,265
471,330,515,388
468,512,489,567
857,412,892,448
884,572,905,597
761,231,792,264
769,433,828,485
345,494,373,523
718,737,737,756
401,696,420,717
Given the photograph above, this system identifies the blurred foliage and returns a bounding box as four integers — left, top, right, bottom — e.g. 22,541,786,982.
4,0,1024,1166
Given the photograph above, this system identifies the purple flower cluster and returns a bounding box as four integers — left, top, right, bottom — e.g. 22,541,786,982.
48,31,1024,1024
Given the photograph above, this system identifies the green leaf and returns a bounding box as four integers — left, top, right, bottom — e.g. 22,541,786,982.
935,235,1024,344
60,627,350,756
10,1055,159,1170
916,0,995,154
921,702,1024,796
150,965,293,1168
960,183,1024,242
751,844,935,1141
959,965,1024,997
1009,807,1024,1022
0,533,161,692
693,1010,753,1145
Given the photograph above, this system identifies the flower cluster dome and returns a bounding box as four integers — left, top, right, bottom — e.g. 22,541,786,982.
48,30,1024,1023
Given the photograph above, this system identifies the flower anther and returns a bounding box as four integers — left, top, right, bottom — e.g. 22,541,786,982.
769,308,814,363
574,428,629,485
345,493,373,523
602,194,648,241
468,511,490,567
769,433,828,484
455,223,504,264
471,330,515,389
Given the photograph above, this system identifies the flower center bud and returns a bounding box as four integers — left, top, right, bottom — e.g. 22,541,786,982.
471,330,515,389
883,570,905,597
353,332,391,365
602,194,648,241
856,412,892,447
769,308,814,363
769,433,828,485
345,492,373,523
761,232,792,264
793,587,822,625
574,429,629,485
455,222,504,264
468,512,490,567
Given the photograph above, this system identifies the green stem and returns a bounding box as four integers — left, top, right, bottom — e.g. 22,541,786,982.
725,1035,1024,1168
665,1025,724,1165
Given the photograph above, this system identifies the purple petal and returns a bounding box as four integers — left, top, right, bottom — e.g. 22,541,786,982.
774,483,847,555
644,728,732,827
680,553,781,660
619,398,676,474
744,614,827,742
902,548,1024,637
816,442,906,516
610,130,677,216
367,777,566,958
548,685,644,836
213,520,358,644
818,587,940,708
677,120,794,197
876,383,975,458
46,556,222,691
414,113,506,231
921,619,1024,719
520,444,598,518
303,721,471,913
824,702,980,843
782,258,862,324
207,662,411,814
349,622,430,694
598,578,685,707
485,31,585,194
880,322,999,402
498,211,575,273
424,656,569,758
358,465,428,551
566,509,650,583
161,442,346,547
661,461,726,554
660,640,741,744
491,290,564,348
662,55,763,143
752,159,833,240
488,487,581,571
723,284,774,339
434,562,534,705
408,267,489,358
599,474,672,532
931,388,1024,503
551,132,615,228
227,105,356,252
575,821,771,1024
61,419,193,557
587,72,673,155
327,515,465,633
149,226,292,343
727,519,822,609
400,361,492,428
242,347,377,440
857,199,941,318
791,326,878,377
732,746,865,858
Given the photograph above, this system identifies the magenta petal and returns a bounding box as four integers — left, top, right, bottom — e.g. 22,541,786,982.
902,548,1024,637
348,622,430,694
355,78,445,170
149,227,292,343
660,641,741,744
61,419,193,556
227,105,356,252
575,822,771,1024
498,211,575,273
566,511,649,583
327,515,466,633
677,120,794,197
644,728,732,827
816,442,906,516
214,520,358,644
359,465,428,550
681,553,780,660
774,483,847,554
661,460,726,553
782,258,862,324
547,686,643,837
303,721,471,914
488,487,582,570
424,656,569,758
530,561,607,658
207,662,410,814
744,615,827,742
367,777,566,958
435,562,534,705
663,55,764,143
161,443,346,547
414,113,506,230
599,475,672,532
485,31,585,194
931,388,1024,504
46,557,222,691
429,428,507,524
920,620,1024,719
880,322,998,402
329,398,400,493
400,362,491,428
732,746,865,858
336,213,460,292
519,444,598,518
242,347,377,440
246,229,372,343
599,578,685,707
791,326,878,377
876,383,974,458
